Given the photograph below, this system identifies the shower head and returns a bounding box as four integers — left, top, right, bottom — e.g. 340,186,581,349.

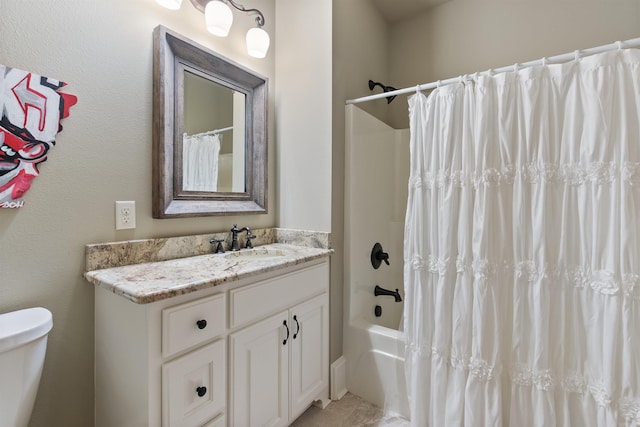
368,80,397,104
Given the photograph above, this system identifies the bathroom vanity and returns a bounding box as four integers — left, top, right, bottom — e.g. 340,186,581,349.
85,230,332,427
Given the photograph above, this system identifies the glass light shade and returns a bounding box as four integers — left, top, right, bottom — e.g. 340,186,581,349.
155,0,183,10
246,27,270,58
205,1,233,37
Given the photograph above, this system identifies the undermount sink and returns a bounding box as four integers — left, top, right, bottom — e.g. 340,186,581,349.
225,248,286,260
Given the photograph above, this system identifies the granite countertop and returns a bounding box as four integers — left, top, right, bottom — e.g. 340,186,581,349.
84,229,332,304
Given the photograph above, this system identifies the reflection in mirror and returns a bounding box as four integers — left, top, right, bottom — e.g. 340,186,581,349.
153,25,267,218
182,72,246,193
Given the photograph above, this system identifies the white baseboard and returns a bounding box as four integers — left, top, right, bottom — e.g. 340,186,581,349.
330,355,348,400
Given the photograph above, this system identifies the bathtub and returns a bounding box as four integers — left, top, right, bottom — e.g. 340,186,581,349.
344,317,409,418
343,104,411,419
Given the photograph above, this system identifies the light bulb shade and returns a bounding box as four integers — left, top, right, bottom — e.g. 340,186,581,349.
205,1,233,37
155,0,183,10
246,27,270,58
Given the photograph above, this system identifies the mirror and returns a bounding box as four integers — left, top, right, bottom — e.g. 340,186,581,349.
153,25,267,217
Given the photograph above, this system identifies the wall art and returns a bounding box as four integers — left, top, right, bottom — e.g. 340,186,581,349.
0,65,77,208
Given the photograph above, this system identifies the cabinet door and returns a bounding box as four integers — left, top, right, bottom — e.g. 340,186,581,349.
230,311,289,427
289,293,329,420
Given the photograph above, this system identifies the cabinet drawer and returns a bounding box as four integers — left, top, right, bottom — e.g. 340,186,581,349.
229,261,329,329
162,340,226,427
162,293,226,358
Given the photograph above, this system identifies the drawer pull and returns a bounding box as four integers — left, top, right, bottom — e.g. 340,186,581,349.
293,315,300,339
283,320,289,345
196,386,207,397
196,319,208,330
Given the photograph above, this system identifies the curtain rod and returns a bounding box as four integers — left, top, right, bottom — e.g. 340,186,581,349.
185,126,234,138
346,37,640,105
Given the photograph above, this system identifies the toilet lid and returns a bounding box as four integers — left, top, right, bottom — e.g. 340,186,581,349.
0,307,53,353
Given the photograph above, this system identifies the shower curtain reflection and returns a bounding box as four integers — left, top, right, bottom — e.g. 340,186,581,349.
182,132,221,192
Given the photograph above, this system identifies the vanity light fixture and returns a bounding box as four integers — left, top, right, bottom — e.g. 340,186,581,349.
156,0,270,58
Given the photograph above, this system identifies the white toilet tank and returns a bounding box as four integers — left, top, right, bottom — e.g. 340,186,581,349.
0,307,53,427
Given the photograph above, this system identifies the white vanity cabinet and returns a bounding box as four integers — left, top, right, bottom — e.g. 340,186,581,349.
94,258,329,427
228,261,330,427
230,295,329,426
95,287,228,427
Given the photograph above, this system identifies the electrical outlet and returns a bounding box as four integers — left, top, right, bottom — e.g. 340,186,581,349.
115,201,136,230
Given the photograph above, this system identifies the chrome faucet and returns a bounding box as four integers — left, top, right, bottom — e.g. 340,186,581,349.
230,224,254,251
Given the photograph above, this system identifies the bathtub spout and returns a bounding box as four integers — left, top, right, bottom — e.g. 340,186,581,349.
374,285,402,302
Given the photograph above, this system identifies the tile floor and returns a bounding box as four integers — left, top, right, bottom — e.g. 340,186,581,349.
291,393,409,427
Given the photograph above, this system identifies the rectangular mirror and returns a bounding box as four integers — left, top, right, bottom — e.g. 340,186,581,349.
153,25,267,218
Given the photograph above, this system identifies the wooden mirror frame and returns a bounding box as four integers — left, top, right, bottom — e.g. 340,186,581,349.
152,25,268,218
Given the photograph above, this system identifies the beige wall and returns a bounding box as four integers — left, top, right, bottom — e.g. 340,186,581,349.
0,0,277,425
275,0,332,232
334,1,392,125
388,0,640,128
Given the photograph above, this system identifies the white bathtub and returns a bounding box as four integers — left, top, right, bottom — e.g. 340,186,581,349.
343,105,411,419
344,318,409,418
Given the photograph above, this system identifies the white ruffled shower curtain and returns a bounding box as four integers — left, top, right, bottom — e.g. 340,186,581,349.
182,132,221,192
403,49,640,426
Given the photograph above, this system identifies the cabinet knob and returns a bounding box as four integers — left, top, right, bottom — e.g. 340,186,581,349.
196,319,207,330
196,386,207,397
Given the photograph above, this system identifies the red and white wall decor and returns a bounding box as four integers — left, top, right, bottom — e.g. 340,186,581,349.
0,65,77,208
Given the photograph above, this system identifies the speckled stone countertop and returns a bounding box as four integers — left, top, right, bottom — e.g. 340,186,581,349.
84,228,332,304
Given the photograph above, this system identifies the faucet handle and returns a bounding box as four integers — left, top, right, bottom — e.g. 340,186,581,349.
245,229,256,249
371,243,390,269
210,239,225,253
378,252,390,265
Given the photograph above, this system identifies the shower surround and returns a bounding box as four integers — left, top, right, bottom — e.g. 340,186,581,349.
343,104,410,418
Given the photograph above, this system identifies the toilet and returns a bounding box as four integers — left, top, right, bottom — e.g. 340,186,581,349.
0,307,53,427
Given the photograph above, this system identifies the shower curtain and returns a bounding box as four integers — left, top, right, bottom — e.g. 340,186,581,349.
403,49,640,426
182,132,221,191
